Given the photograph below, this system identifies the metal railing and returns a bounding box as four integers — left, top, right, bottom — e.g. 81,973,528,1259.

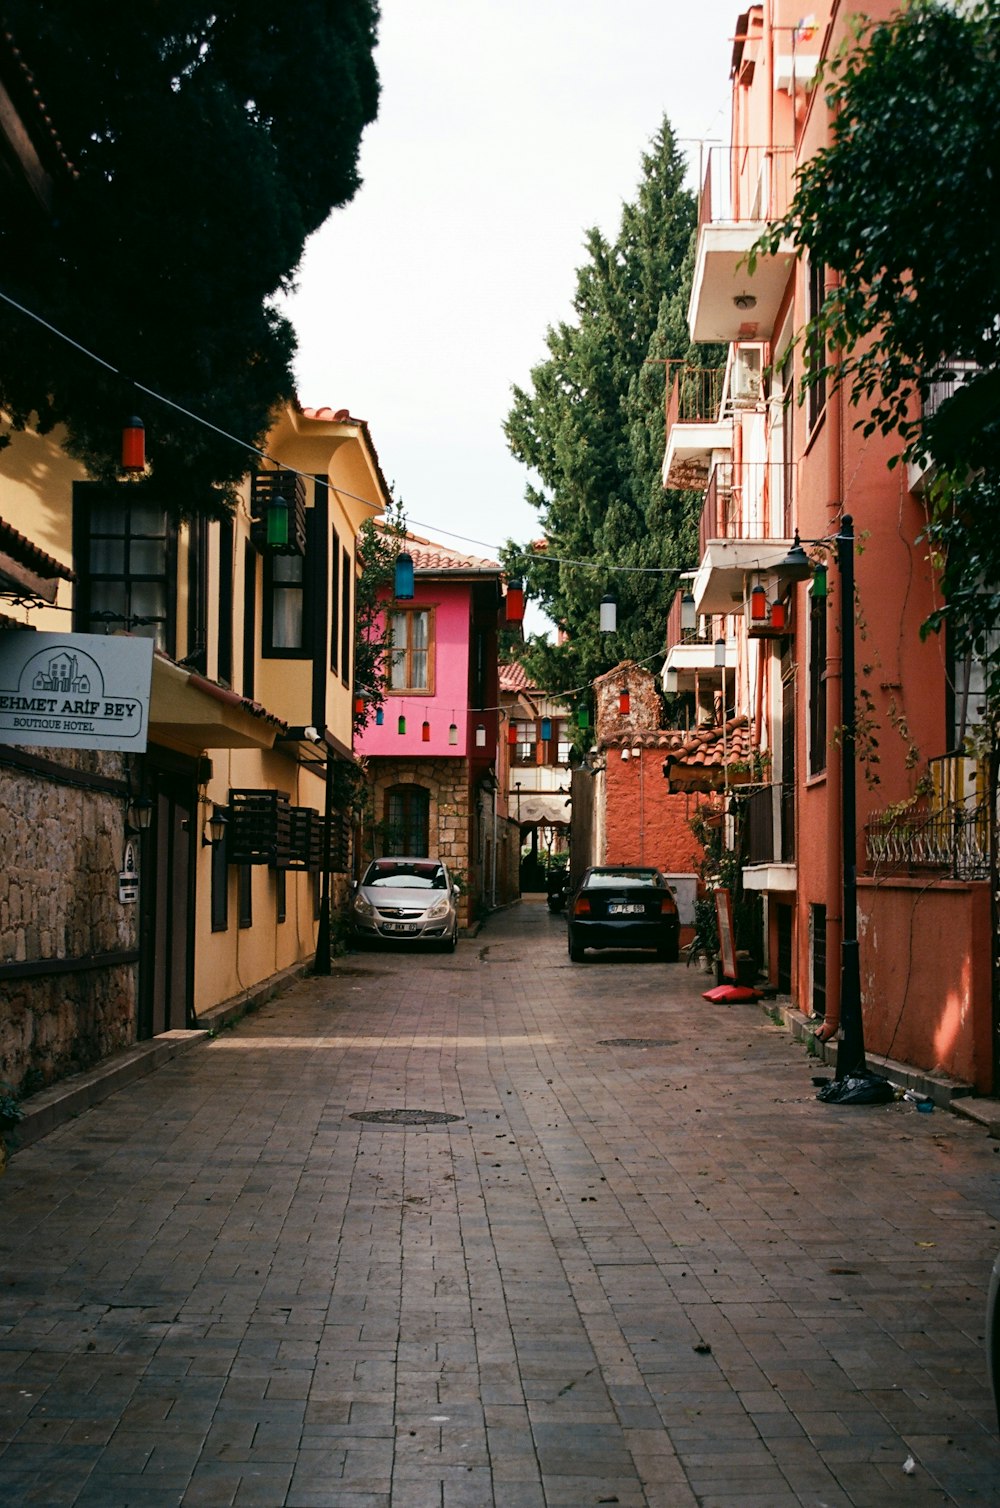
697,145,796,231
666,364,726,431
698,461,792,556
865,753,991,880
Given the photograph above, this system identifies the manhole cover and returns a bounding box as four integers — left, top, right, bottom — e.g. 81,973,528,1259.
349,1109,462,1126
598,1037,677,1048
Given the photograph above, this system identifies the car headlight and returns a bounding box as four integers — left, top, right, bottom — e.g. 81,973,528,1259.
424,895,451,920
352,893,375,918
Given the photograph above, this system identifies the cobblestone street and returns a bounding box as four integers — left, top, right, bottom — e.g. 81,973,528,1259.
1,900,999,1507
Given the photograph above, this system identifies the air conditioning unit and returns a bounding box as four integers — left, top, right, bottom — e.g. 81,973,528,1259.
731,346,763,407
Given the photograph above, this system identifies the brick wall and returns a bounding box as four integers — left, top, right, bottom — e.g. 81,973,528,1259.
0,749,137,1090
364,757,475,925
603,749,706,874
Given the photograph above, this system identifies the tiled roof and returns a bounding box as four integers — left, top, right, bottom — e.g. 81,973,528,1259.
379,525,499,575
0,516,75,580
297,406,391,509
499,662,532,693
601,717,756,787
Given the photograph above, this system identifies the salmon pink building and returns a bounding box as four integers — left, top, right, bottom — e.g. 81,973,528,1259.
665,2,994,1090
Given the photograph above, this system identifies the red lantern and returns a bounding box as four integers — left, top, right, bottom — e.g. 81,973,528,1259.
750,583,767,621
770,600,787,630
121,416,145,472
619,688,631,715
421,720,431,743
505,578,525,625
354,696,365,717
507,722,518,746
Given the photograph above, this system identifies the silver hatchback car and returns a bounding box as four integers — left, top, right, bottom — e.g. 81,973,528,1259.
350,857,460,950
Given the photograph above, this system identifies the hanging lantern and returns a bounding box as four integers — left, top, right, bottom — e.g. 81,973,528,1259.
397,713,407,736
265,492,290,549
680,591,697,633
714,638,727,668
448,722,458,746
810,564,828,599
507,722,518,746
664,667,679,694
421,720,431,743
750,583,767,622
619,688,631,715
375,707,384,727
354,695,365,717
394,551,415,600
769,600,787,631
577,705,589,730
540,716,552,742
505,577,525,624
121,415,145,472
600,593,617,634
475,723,486,748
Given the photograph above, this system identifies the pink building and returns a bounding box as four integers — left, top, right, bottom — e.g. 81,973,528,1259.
354,530,518,924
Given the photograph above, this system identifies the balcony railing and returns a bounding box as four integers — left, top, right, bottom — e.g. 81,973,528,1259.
666,364,726,432
697,145,795,232
922,360,978,421
865,753,991,881
742,781,795,867
698,461,793,557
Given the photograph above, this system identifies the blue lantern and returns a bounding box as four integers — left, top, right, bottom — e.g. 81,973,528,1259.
541,717,552,741
375,707,384,726
394,551,414,600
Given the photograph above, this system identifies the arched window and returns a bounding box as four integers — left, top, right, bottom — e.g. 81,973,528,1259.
384,784,430,856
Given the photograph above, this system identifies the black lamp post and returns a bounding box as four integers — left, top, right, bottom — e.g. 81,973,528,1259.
779,515,866,1080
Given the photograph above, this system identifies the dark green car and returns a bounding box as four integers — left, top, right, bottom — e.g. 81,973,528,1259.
567,866,680,963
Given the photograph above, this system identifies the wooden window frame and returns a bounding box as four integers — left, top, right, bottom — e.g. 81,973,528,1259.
387,605,436,697
329,525,340,674
263,550,309,658
383,783,431,857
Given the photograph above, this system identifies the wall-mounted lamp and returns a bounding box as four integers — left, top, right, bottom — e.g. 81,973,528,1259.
203,806,228,847
126,795,153,834
777,531,814,583
733,292,757,311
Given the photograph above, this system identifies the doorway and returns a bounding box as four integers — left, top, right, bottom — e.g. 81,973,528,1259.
138,756,197,1037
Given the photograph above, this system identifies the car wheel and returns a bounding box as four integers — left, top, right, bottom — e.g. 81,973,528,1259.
568,931,585,963
443,922,458,953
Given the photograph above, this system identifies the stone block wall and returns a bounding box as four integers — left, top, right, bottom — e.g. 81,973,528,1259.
364,756,474,925
0,749,137,1089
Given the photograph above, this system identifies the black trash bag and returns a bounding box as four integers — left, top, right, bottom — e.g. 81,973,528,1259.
816,1073,895,1105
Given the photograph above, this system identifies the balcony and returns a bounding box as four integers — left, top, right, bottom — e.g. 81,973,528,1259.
688,145,797,344
662,365,731,490
691,461,795,616
740,781,796,893
865,753,990,881
661,586,719,694
907,360,979,494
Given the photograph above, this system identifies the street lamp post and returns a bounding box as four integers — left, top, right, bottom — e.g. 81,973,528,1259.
835,514,866,1078
314,736,335,977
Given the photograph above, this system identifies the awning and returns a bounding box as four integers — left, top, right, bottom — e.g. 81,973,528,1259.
148,656,287,751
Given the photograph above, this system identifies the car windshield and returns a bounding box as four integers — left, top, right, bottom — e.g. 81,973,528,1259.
363,861,447,889
585,869,662,888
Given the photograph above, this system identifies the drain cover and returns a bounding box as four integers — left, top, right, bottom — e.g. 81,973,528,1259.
599,1037,677,1048
349,1109,462,1126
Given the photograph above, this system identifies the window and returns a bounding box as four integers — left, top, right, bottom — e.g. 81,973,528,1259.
264,553,306,655
808,592,827,776
74,488,176,652
388,608,433,693
384,784,430,856
540,718,571,766
340,547,352,686
211,808,229,932
217,517,234,687
514,720,537,766
329,526,340,674
806,259,828,432
238,863,253,928
242,542,256,700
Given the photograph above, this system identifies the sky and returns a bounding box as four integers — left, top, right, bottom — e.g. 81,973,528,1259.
284,0,739,608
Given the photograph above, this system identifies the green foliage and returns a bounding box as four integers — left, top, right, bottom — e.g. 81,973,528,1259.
353,503,407,734
0,2,380,517
502,118,723,711
754,1,1000,707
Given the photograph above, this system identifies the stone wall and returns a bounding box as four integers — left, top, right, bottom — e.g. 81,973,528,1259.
364,757,475,925
0,748,137,1090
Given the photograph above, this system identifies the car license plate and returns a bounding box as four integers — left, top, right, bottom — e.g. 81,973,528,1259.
382,921,419,934
608,903,643,915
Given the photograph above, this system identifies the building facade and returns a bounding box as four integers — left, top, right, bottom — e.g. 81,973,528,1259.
666,1,993,1088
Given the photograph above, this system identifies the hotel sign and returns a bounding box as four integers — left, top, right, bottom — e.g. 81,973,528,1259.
0,631,154,752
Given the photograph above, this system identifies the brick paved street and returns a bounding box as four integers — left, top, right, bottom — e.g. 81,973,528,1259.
1,900,999,1507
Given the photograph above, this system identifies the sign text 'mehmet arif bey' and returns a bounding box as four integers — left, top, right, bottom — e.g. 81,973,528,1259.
0,631,154,753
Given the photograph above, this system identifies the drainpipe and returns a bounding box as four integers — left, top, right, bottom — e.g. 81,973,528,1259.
818,269,844,1041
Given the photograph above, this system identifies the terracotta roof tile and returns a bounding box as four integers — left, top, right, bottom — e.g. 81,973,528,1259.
0,516,74,580
499,662,532,693
379,525,499,574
